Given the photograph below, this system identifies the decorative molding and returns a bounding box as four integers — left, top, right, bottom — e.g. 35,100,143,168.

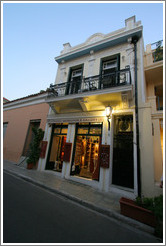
86,33,104,44
121,93,129,109
47,117,104,124
55,26,143,63
78,98,89,112
47,111,105,124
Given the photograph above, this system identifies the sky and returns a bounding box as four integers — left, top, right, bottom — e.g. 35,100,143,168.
2,1,164,101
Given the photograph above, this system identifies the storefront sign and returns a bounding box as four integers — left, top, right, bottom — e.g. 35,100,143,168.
100,145,110,168
47,117,104,124
40,141,48,158
63,142,72,162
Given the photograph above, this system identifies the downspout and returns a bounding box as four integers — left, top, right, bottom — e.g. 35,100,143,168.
132,36,141,197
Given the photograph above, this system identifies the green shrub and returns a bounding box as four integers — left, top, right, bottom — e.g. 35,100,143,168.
27,127,44,165
136,195,163,238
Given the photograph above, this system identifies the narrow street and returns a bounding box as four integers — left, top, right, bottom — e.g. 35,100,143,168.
3,172,160,243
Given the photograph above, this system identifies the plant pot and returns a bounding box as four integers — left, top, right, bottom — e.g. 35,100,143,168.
119,197,156,227
27,163,33,169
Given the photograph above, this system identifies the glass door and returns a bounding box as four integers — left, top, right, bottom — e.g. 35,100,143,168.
71,123,102,181
46,124,68,172
67,68,83,95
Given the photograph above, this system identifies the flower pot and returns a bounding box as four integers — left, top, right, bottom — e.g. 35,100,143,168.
119,197,156,227
27,163,33,169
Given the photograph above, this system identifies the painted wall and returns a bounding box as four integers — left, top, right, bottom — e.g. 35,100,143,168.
3,103,49,163
143,44,163,194
55,43,130,85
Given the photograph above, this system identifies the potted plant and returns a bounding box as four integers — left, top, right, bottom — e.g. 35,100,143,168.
27,127,44,169
119,195,163,238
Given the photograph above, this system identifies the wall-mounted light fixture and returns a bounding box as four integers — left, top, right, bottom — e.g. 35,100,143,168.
105,106,113,131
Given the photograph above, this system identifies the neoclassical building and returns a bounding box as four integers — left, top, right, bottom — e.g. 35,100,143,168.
4,16,161,199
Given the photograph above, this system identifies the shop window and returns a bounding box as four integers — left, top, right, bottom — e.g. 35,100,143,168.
61,128,68,134
46,124,68,172
22,120,41,157
77,127,89,135
71,123,102,181
89,126,102,135
54,128,61,134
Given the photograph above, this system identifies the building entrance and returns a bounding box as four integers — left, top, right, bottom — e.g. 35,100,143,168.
71,123,102,181
46,124,68,172
112,115,134,189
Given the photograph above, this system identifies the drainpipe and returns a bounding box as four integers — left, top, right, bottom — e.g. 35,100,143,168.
131,36,141,197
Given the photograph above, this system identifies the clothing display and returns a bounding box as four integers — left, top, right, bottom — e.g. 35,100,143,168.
73,136,100,180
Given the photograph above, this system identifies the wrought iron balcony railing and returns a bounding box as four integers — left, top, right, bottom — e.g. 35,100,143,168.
151,40,163,63
48,68,131,98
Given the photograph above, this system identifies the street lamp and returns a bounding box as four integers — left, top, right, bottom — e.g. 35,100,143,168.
105,106,113,131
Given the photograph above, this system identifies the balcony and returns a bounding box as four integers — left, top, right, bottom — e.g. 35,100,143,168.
48,68,131,98
46,68,132,114
151,40,163,63
144,40,163,85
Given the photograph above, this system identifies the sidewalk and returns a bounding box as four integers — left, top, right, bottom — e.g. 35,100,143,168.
3,159,156,236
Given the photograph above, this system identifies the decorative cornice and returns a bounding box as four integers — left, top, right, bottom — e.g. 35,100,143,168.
55,27,142,64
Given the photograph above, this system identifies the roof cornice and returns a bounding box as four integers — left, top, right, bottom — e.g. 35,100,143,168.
3,93,48,111
55,26,143,64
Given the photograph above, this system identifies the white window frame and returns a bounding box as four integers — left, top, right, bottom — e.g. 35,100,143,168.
71,69,82,78
103,60,117,70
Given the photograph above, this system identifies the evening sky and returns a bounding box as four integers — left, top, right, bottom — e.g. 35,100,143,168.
2,2,164,101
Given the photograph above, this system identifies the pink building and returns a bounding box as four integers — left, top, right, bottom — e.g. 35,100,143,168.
3,91,49,164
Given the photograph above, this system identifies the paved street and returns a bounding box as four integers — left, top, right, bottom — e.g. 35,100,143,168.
3,172,160,243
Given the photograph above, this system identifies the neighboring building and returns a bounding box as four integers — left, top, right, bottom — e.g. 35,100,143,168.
144,40,163,187
3,91,49,165
37,16,162,198
3,97,9,104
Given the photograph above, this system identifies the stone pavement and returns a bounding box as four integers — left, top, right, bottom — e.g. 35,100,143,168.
3,159,157,238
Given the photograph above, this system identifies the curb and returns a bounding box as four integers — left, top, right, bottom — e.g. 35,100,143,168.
3,168,158,238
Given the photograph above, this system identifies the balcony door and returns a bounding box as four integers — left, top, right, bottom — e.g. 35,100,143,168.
66,66,83,95
101,55,120,88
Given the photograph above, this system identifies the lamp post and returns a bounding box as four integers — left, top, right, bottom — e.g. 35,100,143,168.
105,106,113,131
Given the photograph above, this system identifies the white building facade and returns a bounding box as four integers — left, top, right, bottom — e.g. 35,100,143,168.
38,16,162,198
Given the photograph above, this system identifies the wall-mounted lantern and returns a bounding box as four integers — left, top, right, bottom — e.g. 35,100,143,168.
105,106,113,131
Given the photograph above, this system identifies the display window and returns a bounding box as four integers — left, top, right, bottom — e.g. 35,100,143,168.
46,124,68,172
71,123,102,181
